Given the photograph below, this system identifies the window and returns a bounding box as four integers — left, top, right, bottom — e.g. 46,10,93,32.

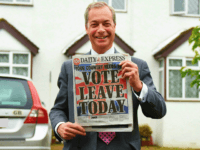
171,0,200,16
96,0,127,12
0,52,31,78
159,59,164,97
167,57,200,100
0,0,33,6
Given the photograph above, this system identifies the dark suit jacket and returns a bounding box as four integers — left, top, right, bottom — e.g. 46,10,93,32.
49,51,166,150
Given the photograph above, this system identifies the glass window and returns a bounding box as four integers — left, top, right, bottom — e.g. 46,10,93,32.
13,54,28,64
112,0,125,10
185,75,199,98
0,54,9,63
188,0,199,14
186,60,198,66
0,80,27,106
13,67,28,77
169,59,182,66
174,0,185,12
0,67,9,74
167,58,199,100
169,70,182,98
0,52,30,77
172,0,200,16
159,59,164,68
159,71,164,96
97,0,126,11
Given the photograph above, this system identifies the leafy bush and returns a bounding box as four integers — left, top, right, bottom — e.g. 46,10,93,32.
180,26,200,89
139,124,152,139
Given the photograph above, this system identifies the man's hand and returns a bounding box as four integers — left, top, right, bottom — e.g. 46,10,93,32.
57,122,86,140
120,60,143,92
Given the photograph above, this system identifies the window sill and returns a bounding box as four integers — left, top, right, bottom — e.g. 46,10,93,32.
0,3,33,7
166,99,200,102
115,10,127,13
170,14,200,18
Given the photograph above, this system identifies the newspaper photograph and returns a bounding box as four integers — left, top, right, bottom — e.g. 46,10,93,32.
72,54,133,132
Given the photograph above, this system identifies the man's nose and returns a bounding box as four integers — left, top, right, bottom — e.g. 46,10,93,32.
97,24,105,34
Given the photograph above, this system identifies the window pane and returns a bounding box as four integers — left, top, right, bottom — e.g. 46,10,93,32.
174,0,185,12
13,54,28,64
0,67,9,74
188,0,199,14
186,60,198,66
169,59,182,66
185,75,199,98
169,70,182,98
159,71,164,96
112,0,125,10
97,0,108,4
159,60,164,68
0,54,9,63
0,80,27,107
13,67,28,77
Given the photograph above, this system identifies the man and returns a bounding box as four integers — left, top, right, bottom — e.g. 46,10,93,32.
50,2,166,150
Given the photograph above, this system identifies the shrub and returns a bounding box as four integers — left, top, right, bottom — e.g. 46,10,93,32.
139,124,152,140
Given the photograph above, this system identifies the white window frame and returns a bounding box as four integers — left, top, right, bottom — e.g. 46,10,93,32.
171,0,200,17
95,0,127,12
0,0,33,6
167,57,200,101
0,51,31,78
159,58,165,97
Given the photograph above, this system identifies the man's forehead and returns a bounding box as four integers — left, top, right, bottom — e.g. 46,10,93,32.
88,7,113,22
90,20,111,23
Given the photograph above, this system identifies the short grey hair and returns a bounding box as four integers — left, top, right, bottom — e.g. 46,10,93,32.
84,2,116,27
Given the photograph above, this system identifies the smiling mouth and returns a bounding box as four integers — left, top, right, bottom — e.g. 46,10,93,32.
96,36,107,39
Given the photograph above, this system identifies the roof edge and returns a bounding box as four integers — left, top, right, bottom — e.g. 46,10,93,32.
0,18,39,55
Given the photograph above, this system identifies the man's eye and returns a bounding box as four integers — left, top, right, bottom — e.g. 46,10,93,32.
104,23,111,27
91,24,97,27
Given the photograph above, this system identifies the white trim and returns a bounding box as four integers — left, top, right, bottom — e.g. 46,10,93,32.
62,32,86,54
0,0,33,6
10,51,13,76
152,28,186,55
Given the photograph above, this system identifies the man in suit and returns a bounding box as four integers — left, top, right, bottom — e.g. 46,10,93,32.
49,2,166,150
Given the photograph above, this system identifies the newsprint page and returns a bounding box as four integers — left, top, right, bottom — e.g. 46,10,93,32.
72,54,133,132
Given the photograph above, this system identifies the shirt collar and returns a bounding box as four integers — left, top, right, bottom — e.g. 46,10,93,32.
91,45,115,55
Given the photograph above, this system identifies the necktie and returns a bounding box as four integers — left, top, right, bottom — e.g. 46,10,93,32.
98,132,116,145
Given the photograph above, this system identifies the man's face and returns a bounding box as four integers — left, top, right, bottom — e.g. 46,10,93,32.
86,6,116,53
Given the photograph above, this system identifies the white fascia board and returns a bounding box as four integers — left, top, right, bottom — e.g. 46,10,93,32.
152,29,186,55
62,32,86,54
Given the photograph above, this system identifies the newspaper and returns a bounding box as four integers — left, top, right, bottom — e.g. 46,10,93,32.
72,54,133,132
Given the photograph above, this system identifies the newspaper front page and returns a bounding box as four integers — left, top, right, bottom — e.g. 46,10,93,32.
72,54,133,132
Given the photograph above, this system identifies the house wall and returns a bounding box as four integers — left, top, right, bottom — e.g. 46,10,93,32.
163,102,200,148
168,40,195,57
0,29,29,52
0,0,200,148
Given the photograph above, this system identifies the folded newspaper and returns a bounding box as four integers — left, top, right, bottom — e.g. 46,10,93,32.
72,54,133,132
